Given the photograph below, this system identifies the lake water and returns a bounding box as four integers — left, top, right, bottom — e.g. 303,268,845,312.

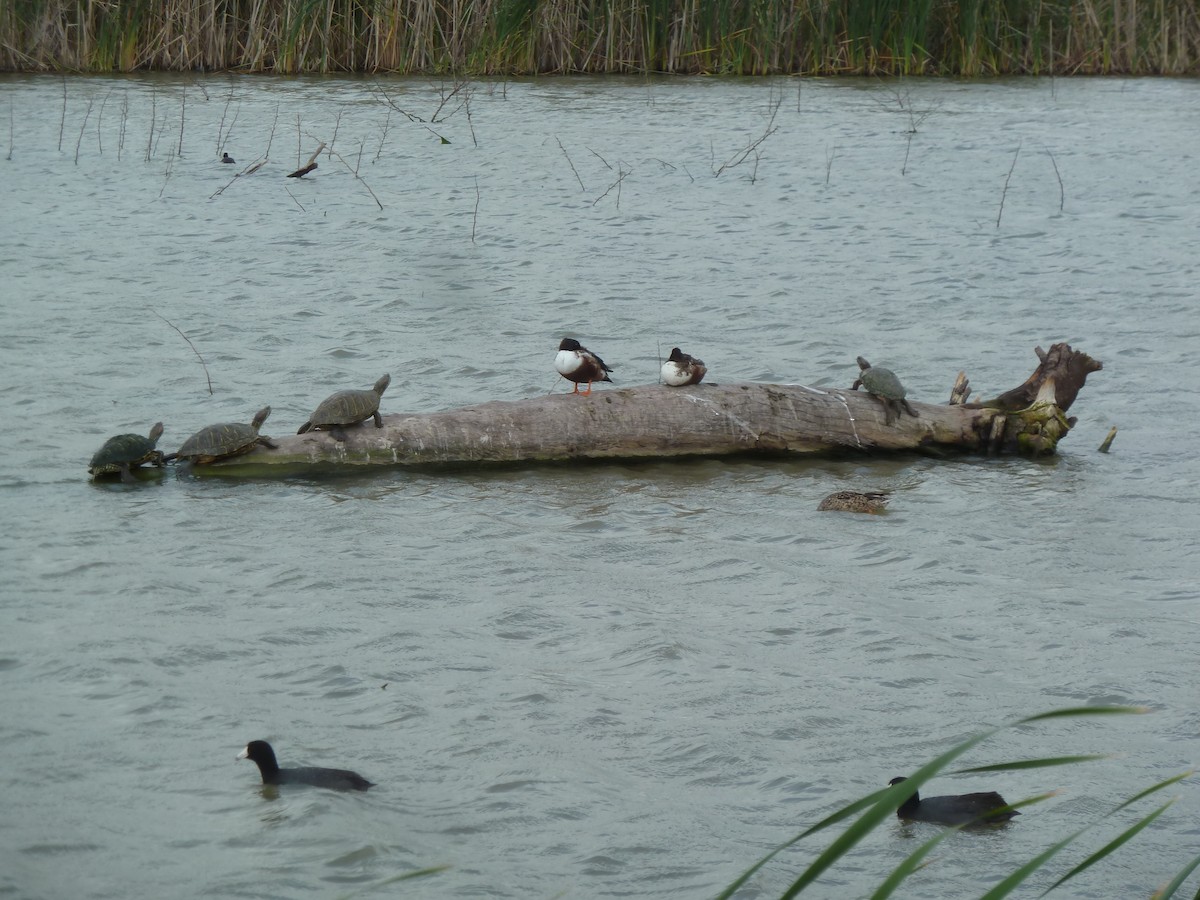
2,72,1199,899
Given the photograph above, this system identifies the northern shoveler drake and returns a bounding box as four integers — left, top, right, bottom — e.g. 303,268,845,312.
817,490,891,513
221,152,235,164
887,777,1020,827
661,347,707,386
555,338,614,395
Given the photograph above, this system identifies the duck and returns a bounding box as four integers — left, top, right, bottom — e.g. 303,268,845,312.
660,347,707,386
888,776,1020,826
221,152,235,164
817,490,891,513
237,740,374,792
555,338,614,395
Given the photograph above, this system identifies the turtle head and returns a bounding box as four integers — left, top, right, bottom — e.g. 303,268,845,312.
251,406,271,429
373,374,391,396
148,422,164,442
856,356,872,371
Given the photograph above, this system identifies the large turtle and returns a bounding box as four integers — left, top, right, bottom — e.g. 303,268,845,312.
166,406,277,465
88,422,166,483
852,357,917,425
297,373,390,442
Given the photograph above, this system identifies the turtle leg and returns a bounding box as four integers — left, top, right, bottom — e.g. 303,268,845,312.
901,398,918,417
881,399,897,426
119,463,136,484
257,437,280,449
851,379,863,391
372,412,382,428
150,451,165,468
330,426,348,443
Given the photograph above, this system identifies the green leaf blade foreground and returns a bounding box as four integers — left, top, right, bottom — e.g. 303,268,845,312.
716,706,1155,900
951,755,1110,775
1152,851,1200,899
1038,801,1175,897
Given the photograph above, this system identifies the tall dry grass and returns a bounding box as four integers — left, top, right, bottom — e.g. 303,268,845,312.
2,0,1198,75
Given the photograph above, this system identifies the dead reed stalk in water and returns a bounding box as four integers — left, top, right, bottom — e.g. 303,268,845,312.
58,76,66,152
557,137,586,191
96,87,112,154
997,142,1022,227
1046,147,1065,211
118,94,128,161
472,174,480,243
7,99,13,161
153,311,213,395
74,97,94,164
145,88,156,163
177,88,186,157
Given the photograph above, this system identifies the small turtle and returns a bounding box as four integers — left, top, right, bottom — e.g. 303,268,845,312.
297,374,390,442
88,422,166,483
166,406,277,465
555,338,614,395
852,356,917,425
817,490,891,513
661,347,707,386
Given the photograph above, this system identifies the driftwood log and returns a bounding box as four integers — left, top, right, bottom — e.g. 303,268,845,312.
206,343,1100,472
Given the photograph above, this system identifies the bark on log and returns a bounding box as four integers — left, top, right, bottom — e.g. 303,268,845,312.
206,343,1101,472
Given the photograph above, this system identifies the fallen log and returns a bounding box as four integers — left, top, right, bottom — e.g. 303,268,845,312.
206,343,1100,472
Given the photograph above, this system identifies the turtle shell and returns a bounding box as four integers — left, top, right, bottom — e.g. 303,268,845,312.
89,422,165,477
298,374,390,432
859,363,907,400
173,406,271,464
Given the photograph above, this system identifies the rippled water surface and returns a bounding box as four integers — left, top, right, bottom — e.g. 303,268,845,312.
2,73,1199,899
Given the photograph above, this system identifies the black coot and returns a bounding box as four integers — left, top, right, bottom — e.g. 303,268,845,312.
888,776,1019,826
237,740,374,791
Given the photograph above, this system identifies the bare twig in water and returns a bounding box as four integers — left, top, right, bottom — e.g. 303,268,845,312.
159,154,175,198
328,106,344,157
588,147,612,170
96,87,113,154
374,108,392,163
557,137,585,191
177,87,185,157
6,97,12,161
74,97,94,165
285,186,306,212
118,94,128,161
295,113,302,168
996,143,1022,228
370,80,451,145
825,145,836,185
216,85,232,153
901,131,914,176
714,94,780,177
1045,147,1064,211
262,102,279,159
152,311,212,395
145,88,156,162
472,174,480,243
58,76,66,152
1098,426,1117,453
326,146,382,209
592,164,630,208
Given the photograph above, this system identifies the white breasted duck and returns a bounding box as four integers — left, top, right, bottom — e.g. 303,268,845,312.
661,347,707,386
555,338,614,395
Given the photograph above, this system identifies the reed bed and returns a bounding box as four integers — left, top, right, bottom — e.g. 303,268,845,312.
2,0,1198,75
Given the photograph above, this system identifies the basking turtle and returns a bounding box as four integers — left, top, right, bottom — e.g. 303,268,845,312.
166,406,277,465
297,373,390,442
88,422,166,483
852,356,917,425
817,490,891,514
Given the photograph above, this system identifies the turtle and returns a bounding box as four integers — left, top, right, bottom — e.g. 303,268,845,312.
88,422,166,483
817,490,891,514
851,356,917,425
165,406,277,465
297,373,391,442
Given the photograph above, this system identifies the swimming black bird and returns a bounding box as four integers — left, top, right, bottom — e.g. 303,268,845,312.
221,152,235,164
237,740,374,791
888,776,1019,826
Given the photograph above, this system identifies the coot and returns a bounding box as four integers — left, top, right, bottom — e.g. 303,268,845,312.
888,776,1019,826
237,740,374,791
